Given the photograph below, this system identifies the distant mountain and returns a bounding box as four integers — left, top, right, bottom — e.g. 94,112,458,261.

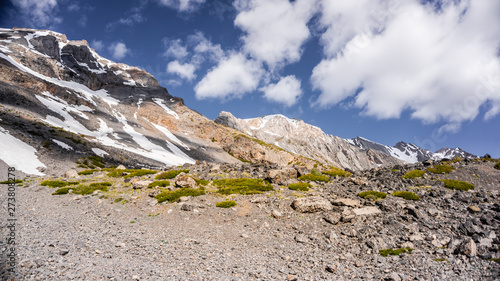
346,137,477,163
215,112,402,170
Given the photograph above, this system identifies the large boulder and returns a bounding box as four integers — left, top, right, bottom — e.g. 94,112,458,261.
175,175,197,189
266,167,298,184
291,196,333,213
133,180,152,189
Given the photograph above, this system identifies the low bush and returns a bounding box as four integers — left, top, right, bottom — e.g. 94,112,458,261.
322,167,351,177
155,169,190,180
155,188,205,203
379,247,414,257
77,169,96,176
52,187,71,195
402,170,425,179
212,178,273,195
72,182,111,195
288,182,311,191
148,180,170,188
440,179,474,191
41,180,79,188
427,164,453,174
358,191,387,201
108,169,157,178
495,161,500,170
392,191,420,200
0,179,22,184
298,173,330,182
216,200,237,208
193,178,209,186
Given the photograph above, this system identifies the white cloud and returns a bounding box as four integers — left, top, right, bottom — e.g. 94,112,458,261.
188,32,224,62
108,42,130,60
167,61,197,80
194,53,264,99
311,0,500,133
162,38,188,59
12,0,62,28
260,75,302,107
234,0,318,69
158,0,206,12
91,40,104,52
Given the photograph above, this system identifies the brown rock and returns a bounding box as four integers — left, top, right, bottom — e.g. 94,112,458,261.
332,198,361,207
291,196,333,213
267,167,298,184
175,175,197,188
133,180,152,189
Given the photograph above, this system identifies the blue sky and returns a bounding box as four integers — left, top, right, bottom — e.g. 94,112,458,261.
1,0,499,157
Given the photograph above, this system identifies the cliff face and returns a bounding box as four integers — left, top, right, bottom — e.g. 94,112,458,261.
215,111,403,170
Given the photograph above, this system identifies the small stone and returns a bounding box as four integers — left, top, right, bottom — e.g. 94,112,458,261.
116,164,127,170
115,242,125,248
468,205,481,212
323,213,341,225
180,204,195,211
271,210,282,218
59,249,69,256
64,170,79,178
458,238,477,257
325,265,335,273
133,180,152,189
386,272,401,281
132,275,140,280
241,233,249,238
178,196,190,203
250,197,266,203
295,234,308,244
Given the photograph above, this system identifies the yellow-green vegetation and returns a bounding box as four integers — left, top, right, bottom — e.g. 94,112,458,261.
322,167,351,177
114,197,124,203
155,169,190,180
427,164,453,174
77,169,97,176
76,155,106,169
379,247,414,257
392,191,420,200
216,200,237,208
488,258,500,264
440,179,474,191
402,170,425,179
212,178,273,195
41,180,79,188
495,161,500,170
288,182,311,191
391,168,399,172
298,173,330,182
108,169,157,178
235,134,287,153
193,178,209,186
52,187,71,195
155,188,206,203
434,258,449,262
147,180,170,188
0,179,23,184
72,182,112,195
358,191,387,201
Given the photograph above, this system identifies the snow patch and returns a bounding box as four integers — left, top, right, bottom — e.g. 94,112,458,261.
152,98,179,119
150,122,190,151
92,148,108,156
52,139,73,150
0,126,45,175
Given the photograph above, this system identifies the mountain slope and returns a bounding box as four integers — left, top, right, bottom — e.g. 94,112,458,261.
214,111,402,170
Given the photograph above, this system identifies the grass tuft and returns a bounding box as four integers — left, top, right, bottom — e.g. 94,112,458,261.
322,167,351,177
392,191,420,200
288,182,311,191
427,164,453,174
216,200,237,208
52,187,71,195
193,178,209,186
41,180,79,188
77,169,96,176
0,179,23,184
108,169,157,178
155,169,190,180
402,170,425,179
72,182,111,195
494,161,500,170
440,179,474,191
298,173,330,182
379,247,414,257
155,188,205,203
212,178,273,195
358,191,387,200
148,180,170,188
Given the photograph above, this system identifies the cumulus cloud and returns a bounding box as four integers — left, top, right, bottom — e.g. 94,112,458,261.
311,0,500,133
108,42,130,60
234,0,317,69
260,75,302,107
90,40,104,52
194,53,264,100
12,0,62,28
158,0,206,12
188,32,224,62
162,38,189,59
167,61,197,80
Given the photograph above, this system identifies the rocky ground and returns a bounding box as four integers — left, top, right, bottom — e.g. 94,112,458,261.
1,159,499,280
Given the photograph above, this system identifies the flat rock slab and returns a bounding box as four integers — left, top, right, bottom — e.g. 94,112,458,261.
291,196,333,213
352,206,381,216
332,198,360,207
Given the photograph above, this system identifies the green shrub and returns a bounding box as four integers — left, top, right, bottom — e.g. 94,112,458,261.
114,197,124,203
322,167,351,177
358,191,387,200
440,179,474,191
88,155,105,168
402,170,425,179
392,191,420,200
155,169,190,180
212,178,273,195
0,179,23,184
495,161,500,170
193,178,209,186
148,180,170,188
155,188,206,203
379,247,414,257
73,182,111,195
52,187,71,195
41,180,79,188
216,200,237,208
288,182,311,191
108,169,157,178
427,164,453,174
77,169,96,176
298,173,330,182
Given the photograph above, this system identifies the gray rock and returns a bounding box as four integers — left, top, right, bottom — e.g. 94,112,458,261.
352,206,381,216
332,198,360,207
323,213,341,225
181,204,195,211
291,196,333,213
64,170,79,178
175,175,197,189
133,180,153,189
458,238,477,257
271,210,282,218
266,167,297,184
386,272,401,281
